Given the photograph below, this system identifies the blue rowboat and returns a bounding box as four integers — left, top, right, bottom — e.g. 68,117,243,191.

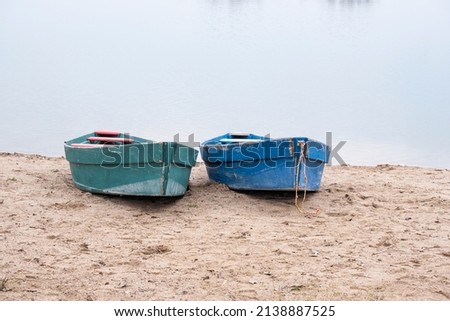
64,130,198,197
200,133,330,191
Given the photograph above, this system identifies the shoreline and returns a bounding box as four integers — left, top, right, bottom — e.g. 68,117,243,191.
1,152,449,300
2,150,450,171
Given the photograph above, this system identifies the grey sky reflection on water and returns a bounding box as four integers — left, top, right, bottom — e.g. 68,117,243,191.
0,0,449,168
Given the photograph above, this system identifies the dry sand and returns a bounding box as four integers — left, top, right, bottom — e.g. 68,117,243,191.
0,152,449,301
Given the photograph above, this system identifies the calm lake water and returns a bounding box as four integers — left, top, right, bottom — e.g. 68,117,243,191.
1,0,449,168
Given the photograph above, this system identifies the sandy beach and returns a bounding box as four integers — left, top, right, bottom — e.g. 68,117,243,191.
0,152,449,301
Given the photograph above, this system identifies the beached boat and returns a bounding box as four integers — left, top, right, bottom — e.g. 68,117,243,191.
200,133,329,191
64,131,198,196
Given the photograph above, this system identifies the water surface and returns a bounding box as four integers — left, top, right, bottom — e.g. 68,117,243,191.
1,0,449,168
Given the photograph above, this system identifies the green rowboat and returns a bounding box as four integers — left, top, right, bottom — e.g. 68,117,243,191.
64,131,198,197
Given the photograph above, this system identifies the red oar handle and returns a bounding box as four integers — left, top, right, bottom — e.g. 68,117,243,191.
94,130,121,137
87,137,134,144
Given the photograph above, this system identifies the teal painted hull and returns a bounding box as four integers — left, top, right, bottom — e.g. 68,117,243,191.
64,132,198,197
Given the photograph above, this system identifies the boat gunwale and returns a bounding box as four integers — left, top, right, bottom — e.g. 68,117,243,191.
64,133,198,168
200,133,329,164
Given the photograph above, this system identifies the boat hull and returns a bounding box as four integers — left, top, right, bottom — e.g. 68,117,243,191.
64,133,198,197
200,133,329,191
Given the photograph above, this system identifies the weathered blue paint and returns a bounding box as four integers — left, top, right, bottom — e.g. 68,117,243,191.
64,132,198,197
200,133,330,191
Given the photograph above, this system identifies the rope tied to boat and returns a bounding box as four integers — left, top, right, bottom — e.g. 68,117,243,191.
294,141,308,214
